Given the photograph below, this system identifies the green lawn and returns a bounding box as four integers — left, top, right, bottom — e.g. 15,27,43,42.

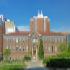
0,61,26,70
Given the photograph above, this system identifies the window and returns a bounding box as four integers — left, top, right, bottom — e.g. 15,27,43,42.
51,46,54,53
58,37,61,43
61,38,64,43
26,46,28,51
55,46,57,52
16,38,18,43
55,37,57,43
48,47,51,53
19,46,22,51
13,38,15,41
16,47,18,51
19,38,22,42
23,47,25,51
6,46,9,49
52,38,54,43
23,48,24,51
48,46,54,53
44,46,47,52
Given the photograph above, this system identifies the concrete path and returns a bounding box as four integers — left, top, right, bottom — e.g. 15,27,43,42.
25,59,46,70
26,59,43,68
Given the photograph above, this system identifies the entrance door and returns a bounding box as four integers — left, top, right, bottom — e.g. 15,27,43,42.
32,45,37,60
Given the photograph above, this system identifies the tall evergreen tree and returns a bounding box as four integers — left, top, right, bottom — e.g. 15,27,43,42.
38,38,44,60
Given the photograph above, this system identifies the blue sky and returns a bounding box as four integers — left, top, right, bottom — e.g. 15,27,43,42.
0,0,70,32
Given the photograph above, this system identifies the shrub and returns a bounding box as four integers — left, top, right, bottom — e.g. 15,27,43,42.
43,56,55,66
23,56,31,61
47,58,70,68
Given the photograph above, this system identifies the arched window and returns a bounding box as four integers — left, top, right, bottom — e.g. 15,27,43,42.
16,38,18,43
52,46,53,53
55,46,57,52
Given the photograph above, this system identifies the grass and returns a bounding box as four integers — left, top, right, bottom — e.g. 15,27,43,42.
0,61,26,70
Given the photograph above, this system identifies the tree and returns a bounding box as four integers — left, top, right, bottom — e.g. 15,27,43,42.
38,38,44,60
57,43,70,58
58,43,67,53
3,48,11,61
68,42,70,52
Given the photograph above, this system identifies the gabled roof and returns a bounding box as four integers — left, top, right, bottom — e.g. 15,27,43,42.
4,31,69,36
5,31,29,36
41,32,67,36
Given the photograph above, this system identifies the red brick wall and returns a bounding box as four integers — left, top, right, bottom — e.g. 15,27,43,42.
37,18,44,34
45,19,50,34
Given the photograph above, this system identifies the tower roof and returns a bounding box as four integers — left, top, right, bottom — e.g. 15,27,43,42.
37,10,43,18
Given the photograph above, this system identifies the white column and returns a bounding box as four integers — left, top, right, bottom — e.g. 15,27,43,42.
35,18,37,32
44,18,46,32
55,46,57,53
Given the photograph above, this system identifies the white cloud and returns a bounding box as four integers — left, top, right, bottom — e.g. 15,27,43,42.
17,26,30,31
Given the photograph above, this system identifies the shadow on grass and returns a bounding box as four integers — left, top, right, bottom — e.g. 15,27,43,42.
46,58,70,68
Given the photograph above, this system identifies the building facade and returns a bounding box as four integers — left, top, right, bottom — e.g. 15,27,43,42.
0,12,69,60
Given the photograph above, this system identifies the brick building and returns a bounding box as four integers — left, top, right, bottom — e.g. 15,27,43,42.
0,12,69,60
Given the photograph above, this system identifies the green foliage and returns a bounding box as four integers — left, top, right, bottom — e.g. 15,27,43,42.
38,38,44,60
68,42,70,52
57,43,70,58
43,43,70,66
57,51,70,58
59,43,67,52
3,48,11,61
23,55,31,61
0,61,25,70
43,56,56,65
43,57,50,65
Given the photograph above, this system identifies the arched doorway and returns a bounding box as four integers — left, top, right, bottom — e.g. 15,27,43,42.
32,44,38,60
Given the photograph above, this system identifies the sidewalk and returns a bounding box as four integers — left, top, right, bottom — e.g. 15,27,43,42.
25,59,44,69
